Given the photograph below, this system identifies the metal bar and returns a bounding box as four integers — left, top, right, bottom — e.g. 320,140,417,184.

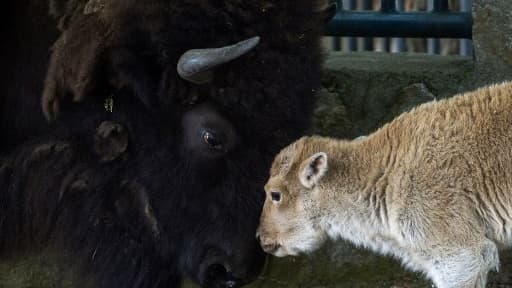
397,0,405,11
378,1,393,52
391,0,406,52
342,37,357,52
428,38,440,54
325,11,472,38
360,0,373,51
380,0,396,12
433,0,449,12
377,1,390,52
332,38,341,51
342,0,357,52
361,0,373,10
378,37,390,52
331,0,342,51
459,0,473,56
428,0,440,54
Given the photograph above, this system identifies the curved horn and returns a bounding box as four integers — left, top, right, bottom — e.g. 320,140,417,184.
177,36,260,84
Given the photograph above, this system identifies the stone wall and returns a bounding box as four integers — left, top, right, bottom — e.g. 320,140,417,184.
472,0,512,88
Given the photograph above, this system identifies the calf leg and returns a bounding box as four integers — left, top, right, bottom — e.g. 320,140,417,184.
423,238,498,288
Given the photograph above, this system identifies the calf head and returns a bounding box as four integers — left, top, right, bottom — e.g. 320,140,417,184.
257,139,329,257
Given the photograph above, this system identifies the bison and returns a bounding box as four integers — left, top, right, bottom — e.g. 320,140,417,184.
1,0,332,287
257,81,512,288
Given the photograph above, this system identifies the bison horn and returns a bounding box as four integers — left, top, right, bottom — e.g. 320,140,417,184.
177,36,260,84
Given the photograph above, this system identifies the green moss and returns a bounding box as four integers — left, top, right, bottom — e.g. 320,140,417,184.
232,242,433,288
0,251,83,288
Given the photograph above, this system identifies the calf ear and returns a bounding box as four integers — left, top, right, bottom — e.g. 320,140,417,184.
299,152,328,188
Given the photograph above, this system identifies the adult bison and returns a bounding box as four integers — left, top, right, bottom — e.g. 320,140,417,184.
0,0,331,287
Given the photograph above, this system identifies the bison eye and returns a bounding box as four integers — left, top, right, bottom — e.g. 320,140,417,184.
202,131,224,151
270,191,281,202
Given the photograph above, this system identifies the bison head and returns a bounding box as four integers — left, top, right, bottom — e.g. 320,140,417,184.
42,0,329,287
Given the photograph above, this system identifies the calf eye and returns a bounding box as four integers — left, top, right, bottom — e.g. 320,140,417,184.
270,191,281,202
202,131,224,151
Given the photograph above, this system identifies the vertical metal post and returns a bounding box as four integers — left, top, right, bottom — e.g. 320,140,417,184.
378,0,394,52
434,0,449,11
391,0,406,52
459,0,473,56
342,0,357,52
380,0,396,12
427,0,442,54
332,0,342,51
359,0,374,51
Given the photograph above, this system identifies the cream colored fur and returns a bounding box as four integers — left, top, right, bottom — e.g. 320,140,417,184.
257,81,512,288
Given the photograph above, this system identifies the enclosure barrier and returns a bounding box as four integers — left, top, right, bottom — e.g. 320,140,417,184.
325,0,473,55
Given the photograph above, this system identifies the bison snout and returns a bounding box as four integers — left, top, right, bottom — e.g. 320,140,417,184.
199,248,264,288
202,263,246,288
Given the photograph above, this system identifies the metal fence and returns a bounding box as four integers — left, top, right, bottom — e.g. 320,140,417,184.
323,0,473,56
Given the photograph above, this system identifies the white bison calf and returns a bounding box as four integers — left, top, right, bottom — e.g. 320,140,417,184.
257,82,512,288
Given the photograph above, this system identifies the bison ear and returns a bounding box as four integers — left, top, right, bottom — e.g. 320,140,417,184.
94,121,129,163
42,17,107,120
83,0,106,14
49,0,105,28
299,152,328,188
114,181,161,241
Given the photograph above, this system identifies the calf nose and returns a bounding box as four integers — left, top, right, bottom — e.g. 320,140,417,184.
261,242,280,254
256,230,280,253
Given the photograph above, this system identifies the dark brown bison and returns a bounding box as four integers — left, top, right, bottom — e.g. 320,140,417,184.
0,0,332,287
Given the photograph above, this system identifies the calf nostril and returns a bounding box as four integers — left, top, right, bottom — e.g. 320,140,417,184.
262,242,280,253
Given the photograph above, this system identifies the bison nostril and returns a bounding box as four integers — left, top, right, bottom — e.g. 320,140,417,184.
225,279,239,288
203,263,245,288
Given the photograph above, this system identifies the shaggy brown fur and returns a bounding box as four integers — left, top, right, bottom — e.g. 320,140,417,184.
42,0,327,120
258,81,512,288
2,1,330,287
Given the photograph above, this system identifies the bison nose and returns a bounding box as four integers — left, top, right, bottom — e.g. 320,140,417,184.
222,275,242,288
204,263,245,288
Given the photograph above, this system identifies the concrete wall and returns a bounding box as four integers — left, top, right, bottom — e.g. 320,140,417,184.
472,0,512,88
